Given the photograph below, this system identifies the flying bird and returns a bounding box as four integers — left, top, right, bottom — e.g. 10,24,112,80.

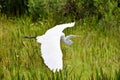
23,22,78,72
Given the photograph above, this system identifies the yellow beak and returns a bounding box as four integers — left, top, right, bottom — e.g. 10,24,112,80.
72,35,80,38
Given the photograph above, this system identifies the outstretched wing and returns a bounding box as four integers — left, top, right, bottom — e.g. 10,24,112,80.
40,34,62,72
45,22,75,35
37,22,75,72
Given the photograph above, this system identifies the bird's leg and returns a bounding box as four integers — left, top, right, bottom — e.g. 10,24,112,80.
22,36,37,38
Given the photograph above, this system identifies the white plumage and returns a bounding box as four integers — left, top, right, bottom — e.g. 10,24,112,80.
36,22,75,72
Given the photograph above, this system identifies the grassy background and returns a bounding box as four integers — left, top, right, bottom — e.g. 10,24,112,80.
0,14,120,80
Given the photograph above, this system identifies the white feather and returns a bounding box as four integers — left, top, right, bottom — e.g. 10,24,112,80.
36,22,75,72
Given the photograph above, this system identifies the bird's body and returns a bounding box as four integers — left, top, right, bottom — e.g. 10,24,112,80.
23,22,75,72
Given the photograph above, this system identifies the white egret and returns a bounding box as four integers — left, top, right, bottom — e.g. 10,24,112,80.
23,22,77,72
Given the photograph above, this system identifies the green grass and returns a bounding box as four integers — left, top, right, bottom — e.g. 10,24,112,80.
0,16,120,80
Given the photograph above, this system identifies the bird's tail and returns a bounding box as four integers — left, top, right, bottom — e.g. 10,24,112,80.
22,36,37,38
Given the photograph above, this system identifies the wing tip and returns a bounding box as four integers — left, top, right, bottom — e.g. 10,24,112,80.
52,67,63,73
43,59,63,73
48,65,63,73
68,22,75,27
